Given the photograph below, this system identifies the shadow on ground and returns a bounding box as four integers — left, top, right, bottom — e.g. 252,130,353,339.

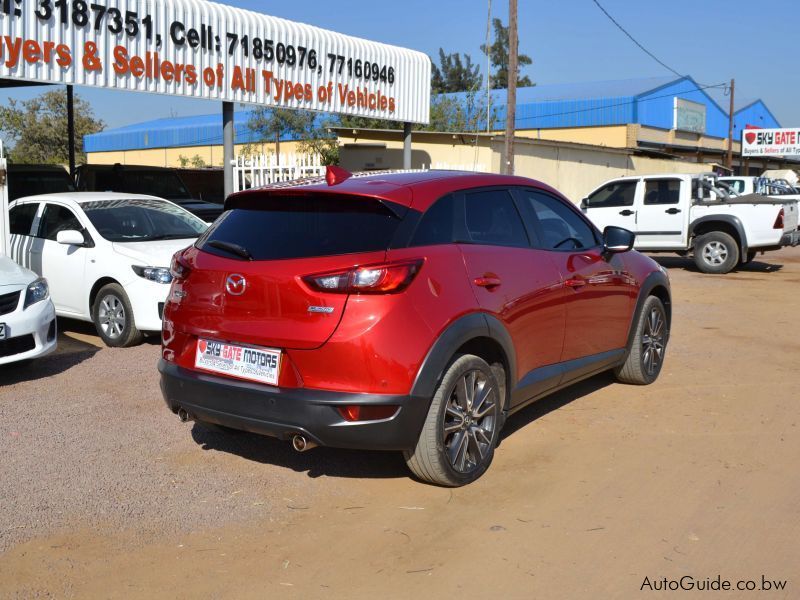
651,256,783,274
0,320,101,385
191,423,409,480
189,372,616,481
500,371,615,442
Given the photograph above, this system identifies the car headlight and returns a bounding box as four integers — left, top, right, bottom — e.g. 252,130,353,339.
131,265,173,284
24,278,50,309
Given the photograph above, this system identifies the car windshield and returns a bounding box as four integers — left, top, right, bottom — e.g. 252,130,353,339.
81,198,207,242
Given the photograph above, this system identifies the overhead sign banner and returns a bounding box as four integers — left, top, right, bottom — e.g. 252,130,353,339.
0,0,431,123
742,128,800,157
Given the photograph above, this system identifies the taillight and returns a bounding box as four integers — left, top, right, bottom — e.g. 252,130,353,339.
170,252,191,280
303,259,423,294
773,208,784,229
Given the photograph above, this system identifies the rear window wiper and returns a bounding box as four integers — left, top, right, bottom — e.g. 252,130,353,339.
207,239,253,260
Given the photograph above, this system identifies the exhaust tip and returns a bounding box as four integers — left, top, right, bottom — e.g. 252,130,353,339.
291,434,316,452
177,408,191,423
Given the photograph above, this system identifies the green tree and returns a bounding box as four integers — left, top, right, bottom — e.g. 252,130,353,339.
246,107,341,165
0,89,104,164
246,107,317,164
480,18,533,90
431,48,482,93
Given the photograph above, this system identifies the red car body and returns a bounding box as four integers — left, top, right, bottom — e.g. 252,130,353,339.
159,170,670,485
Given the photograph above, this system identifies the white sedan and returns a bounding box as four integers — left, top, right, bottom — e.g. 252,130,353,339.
9,192,208,347
0,255,57,366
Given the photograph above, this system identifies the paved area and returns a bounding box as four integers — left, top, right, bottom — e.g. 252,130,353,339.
1,248,798,598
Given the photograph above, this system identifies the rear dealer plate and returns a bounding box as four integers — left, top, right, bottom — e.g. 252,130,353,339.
195,339,281,386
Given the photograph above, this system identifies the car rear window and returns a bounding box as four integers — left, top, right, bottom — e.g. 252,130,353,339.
199,194,403,260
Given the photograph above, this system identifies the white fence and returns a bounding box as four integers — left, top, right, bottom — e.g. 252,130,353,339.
233,154,326,192
427,161,487,172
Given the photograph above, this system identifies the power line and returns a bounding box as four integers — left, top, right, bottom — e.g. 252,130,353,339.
591,0,684,78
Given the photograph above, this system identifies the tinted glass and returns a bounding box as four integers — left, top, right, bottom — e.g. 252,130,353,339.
9,204,38,235
644,179,681,205
200,195,402,260
410,194,456,247
39,205,81,240
463,190,528,247
8,171,75,201
586,181,636,208
89,169,190,200
526,193,598,250
82,198,207,242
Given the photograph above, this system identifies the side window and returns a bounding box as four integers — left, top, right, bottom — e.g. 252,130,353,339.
410,194,456,247
525,192,598,250
38,204,82,241
463,190,529,248
586,181,636,208
9,204,38,235
644,179,681,205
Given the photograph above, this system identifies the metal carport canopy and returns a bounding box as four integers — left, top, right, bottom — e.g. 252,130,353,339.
0,0,431,122
0,0,431,254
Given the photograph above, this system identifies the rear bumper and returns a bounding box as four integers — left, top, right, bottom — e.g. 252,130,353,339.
780,230,800,247
158,360,429,451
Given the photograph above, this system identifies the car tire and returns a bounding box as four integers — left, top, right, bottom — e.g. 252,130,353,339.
693,231,739,274
92,283,144,348
404,354,502,487
615,296,668,385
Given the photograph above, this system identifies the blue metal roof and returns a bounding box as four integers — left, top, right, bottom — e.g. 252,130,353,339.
85,76,780,152
84,110,328,153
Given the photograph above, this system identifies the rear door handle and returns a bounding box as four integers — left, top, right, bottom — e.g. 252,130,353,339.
474,276,501,289
619,210,635,216
665,208,681,214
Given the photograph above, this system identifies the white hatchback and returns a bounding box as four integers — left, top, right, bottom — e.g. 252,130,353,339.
0,255,57,365
9,193,208,347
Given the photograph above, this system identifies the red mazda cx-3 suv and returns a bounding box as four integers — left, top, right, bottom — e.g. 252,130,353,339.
159,169,670,486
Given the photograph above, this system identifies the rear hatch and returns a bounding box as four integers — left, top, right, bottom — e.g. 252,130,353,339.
174,192,407,350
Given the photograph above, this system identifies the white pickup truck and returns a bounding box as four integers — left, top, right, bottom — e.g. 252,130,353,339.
581,173,800,274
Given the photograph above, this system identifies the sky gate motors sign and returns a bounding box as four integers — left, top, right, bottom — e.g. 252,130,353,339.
0,0,431,123
742,128,800,157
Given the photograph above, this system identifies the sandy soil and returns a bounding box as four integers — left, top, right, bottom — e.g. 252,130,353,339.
1,248,799,599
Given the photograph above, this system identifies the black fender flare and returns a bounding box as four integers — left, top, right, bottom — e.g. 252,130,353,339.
410,312,517,406
625,270,672,351
689,215,749,256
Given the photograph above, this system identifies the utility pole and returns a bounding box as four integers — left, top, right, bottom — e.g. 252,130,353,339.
726,78,735,172
504,0,518,175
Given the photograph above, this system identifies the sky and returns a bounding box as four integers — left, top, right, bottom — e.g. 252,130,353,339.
2,0,798,131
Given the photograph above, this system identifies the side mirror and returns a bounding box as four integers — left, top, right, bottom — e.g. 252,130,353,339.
603,226,635,255
56,229,86,246
580,198,588,210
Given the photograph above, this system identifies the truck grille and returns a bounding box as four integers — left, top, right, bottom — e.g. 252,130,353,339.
0,291,21,316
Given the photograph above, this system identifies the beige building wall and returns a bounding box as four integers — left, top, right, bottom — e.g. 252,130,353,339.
337,131,710,204
514,125,630,148
506,138,709,202
87,141,305,168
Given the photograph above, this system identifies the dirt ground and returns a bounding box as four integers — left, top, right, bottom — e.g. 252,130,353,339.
1,248,799,599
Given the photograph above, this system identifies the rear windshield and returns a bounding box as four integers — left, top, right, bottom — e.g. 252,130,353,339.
199,195,402,260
